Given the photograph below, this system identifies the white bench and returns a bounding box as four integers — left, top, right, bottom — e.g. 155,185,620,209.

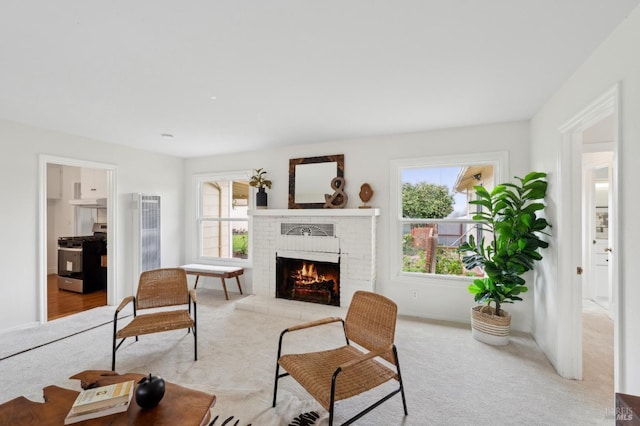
179,264,244,300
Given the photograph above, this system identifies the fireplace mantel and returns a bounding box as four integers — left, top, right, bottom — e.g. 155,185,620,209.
249,208,379,217
244,208,379,314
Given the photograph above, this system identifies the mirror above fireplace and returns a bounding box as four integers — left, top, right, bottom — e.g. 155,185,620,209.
288,154,344,209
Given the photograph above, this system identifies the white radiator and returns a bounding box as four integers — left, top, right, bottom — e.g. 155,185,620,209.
132,194,161,282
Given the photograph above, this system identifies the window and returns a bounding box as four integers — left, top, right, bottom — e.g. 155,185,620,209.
390,152,508,280
196,171,251,262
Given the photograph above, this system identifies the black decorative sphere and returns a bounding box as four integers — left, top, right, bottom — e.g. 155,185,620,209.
135,374,166,409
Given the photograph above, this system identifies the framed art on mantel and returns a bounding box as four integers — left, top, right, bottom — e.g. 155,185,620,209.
288,154,344,209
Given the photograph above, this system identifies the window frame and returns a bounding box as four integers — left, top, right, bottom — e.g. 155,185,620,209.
389,151,509,283
194,170,253,266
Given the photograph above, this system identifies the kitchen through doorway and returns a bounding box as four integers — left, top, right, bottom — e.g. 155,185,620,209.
43,157,116,322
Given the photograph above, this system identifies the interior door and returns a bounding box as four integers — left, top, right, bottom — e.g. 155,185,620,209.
559,84,619,385
589,162,613,316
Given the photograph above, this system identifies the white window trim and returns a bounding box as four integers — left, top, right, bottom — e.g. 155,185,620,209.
193,170,253,266
389,151,509,283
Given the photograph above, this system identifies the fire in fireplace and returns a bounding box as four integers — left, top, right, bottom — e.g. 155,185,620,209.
276,256,340,306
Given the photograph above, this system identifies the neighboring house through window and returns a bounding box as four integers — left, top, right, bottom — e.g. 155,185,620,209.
390,152,508,281
195,171,251,263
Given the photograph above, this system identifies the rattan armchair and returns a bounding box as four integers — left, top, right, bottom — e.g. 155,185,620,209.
111,268,197,371
273,291,408,426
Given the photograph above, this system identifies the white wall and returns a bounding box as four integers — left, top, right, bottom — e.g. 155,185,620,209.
530,5,640,393
0,114,531,334
184,120,532,330
0,118,185,333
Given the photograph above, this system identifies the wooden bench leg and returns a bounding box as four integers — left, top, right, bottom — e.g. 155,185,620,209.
235,276,243,295
220,278,229,300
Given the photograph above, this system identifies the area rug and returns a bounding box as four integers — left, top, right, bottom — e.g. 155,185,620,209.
206,387,326,426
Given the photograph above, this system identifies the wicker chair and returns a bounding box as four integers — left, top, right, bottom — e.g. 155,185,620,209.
111,268,197,371
273,291,408,425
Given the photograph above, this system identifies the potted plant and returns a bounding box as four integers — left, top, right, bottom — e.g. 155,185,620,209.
249,168,272,209
458,171,551,345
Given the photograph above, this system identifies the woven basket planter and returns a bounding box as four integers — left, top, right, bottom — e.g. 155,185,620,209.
470,305,511,345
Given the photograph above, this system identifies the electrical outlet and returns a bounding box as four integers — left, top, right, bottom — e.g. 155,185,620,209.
411,291,418,299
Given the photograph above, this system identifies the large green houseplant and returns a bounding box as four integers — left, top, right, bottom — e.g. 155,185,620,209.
458,171,551,344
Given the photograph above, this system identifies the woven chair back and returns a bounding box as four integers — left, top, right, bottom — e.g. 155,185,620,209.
136,268,190,309
344,291,398,364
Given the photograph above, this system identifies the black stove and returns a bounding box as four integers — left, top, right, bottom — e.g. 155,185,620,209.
58,235,106,248
57,223,107,293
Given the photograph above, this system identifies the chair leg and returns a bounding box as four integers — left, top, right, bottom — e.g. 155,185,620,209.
111,336,117,371
329,368,342,426
331,347,408,426
193,305,198,361
273,329,289,407
112,314,118,371
272,363,280,408
329,404,335,426
394,346,408,415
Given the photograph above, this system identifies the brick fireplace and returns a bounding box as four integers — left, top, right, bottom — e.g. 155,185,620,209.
237,209,379,319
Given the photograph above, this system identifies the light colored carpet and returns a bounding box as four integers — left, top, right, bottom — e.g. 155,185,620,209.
0,290,614,425
0,305,117,360
582,299,614,400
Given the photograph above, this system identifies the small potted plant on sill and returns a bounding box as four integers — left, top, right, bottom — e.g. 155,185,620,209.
250,168,272,209
458,171,551,345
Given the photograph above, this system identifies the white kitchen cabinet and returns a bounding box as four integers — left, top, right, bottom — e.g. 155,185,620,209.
81,168,107,199
47,164,63,199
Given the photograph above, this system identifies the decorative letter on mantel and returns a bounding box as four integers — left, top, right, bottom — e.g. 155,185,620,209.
323,176,348,208
288,154,344,209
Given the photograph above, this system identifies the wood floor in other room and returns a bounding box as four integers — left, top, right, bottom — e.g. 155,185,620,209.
47,274,106,321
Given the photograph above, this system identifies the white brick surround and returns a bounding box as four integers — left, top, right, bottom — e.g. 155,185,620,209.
239,209,379,318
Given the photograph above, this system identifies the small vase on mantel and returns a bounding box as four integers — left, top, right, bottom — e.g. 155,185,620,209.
256,187,268,209
250,168,272,210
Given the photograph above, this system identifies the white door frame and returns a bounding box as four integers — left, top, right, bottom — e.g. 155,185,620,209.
557,84,621,388
38,155,118,323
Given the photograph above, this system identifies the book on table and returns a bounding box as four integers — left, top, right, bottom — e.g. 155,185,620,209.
64,379,135,424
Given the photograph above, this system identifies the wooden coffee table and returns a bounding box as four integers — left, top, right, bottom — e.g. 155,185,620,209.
0,370,216,425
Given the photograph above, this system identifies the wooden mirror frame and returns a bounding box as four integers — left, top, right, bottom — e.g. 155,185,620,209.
288,154,344,209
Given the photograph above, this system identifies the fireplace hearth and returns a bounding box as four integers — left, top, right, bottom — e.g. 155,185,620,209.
244,209,379,312
276,256,340,306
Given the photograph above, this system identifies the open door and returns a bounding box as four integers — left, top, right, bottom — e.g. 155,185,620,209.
558,84,620,389
584,158,614,316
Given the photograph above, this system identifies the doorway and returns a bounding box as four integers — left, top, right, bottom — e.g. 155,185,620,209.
583,148,613,315
39,155,117,324
558,84,620,389
581,116,615,398
46,164,107,319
